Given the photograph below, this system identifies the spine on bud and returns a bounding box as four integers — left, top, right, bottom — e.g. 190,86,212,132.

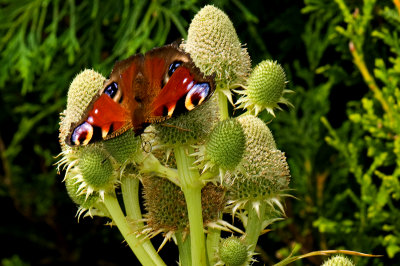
65,170,99,209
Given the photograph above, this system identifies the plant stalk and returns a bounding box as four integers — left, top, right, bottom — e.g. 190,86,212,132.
218,89,230,120
176,231,192,266
103,191,163,266
244,201,266,254
121,176,165,266
140,153,180,186
206,227,221,265
174,145,207,266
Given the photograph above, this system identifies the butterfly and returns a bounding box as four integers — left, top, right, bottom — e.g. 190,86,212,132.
66,43,215,146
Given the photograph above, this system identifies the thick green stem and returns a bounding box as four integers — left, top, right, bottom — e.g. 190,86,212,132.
121,176,165,266
244,202,266,254
176,231,192,266
174,145,207,266
183,187,206,266
217,89,230,120
140,153,180,186
206,227,221,265
103,191,161,266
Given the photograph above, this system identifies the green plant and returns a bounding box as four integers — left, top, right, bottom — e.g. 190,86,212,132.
267,1,400,265
57,6,291,265
322,0,400,262
57,5,377,265
2,0,395,264
264,1,352,263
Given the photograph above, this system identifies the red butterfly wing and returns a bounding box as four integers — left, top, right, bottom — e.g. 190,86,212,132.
66,43,215,146
143,46,215,122
66,56,141,146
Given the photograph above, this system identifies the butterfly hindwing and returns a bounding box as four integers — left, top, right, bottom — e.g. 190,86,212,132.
144,44,215,122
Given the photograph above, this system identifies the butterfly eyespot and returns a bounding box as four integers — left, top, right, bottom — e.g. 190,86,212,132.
185,83,211,111
71,122,93,146
168,61,183,77
104,82,118,98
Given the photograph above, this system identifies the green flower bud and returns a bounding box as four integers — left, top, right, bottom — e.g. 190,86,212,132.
237,115,276,154
65,170,99,209
103,130,141,164
142,176,225,235
143,176,187,232
224,116,290,216
59,69,105,149
321,255,355,266
205,119,245,170
219,237,249,266
182,5,251,86
152,95,219,146
56,69,107,191
79,146,114,191
248,60,286,105
236,60,292,116
227,149,290,202
201,183,226,223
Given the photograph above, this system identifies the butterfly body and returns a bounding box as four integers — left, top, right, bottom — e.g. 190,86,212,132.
67,44,215,146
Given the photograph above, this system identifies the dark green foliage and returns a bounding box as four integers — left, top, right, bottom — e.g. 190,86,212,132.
267,0,400,265
1,0,399,265
322,0,400,262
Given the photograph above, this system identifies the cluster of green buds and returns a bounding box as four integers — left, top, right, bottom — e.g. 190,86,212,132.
56,5,305,266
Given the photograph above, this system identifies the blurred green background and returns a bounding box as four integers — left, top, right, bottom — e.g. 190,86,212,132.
1,0,399,265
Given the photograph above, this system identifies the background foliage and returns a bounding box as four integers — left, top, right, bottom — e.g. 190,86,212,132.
0,0,398,265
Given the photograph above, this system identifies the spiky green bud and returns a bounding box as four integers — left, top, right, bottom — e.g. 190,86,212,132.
236,60,291,116
143,176,187,232
103,130,141,164
65,170,99,209
225,115,290,214
248,60,286,105
79,146,114,190
152,96,219,146
321,255,355,266
205,119,245,170
182,5,251,86
59,69,105,149
237,115,276,154
227,149,290,200
142,176,225,234
219,237,249,266
201,183,226,223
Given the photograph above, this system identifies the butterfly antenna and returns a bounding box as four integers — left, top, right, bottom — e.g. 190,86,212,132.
102,154,112,164
159,123,191,132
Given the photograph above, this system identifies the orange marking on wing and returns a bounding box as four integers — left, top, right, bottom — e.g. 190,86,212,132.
151,67,194,116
